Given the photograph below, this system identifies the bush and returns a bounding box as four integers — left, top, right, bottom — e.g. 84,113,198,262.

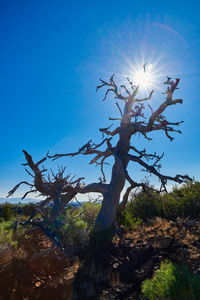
0,203,13,221
162,181,200,219
141,260,200,300
22,204,35,217
52,202,101,250
119,209,142,230
0,221,18,248
126,181,200,221
127,190,161,221
81,202,101,230
62,219,89,250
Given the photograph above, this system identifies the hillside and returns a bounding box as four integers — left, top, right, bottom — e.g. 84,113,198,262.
0,198,38,204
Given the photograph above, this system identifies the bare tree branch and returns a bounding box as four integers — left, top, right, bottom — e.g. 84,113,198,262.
116,102,123,117
96,73,129,101
135,89,154,102
117,185,134,215
99,126,120,138
146,78,182,131
7,181,34,198
128,153,192,190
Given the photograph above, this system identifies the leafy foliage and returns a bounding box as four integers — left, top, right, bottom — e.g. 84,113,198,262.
81,202,101,231
162,181,200,219
142,260,200,300
126,191,161,221
0,221,25,249
0,203,13,221
45,202,101,251
127,181,200,221
0,201,99,255
119,208,142,230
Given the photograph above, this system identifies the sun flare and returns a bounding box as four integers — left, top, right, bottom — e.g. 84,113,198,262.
133,64,156,90
124,61,163,95
134,64,153,89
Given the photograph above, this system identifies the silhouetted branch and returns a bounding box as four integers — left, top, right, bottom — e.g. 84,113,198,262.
99,126,120,138
7,181,34,198
116,102,123,117
146,78,182,131
135,89,154,102
128,153,192,190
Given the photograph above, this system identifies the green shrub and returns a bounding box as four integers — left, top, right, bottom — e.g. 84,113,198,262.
22,204,35,217
126,181,200,221
127,191,161,221
81,202,101,230
0,203,13,221
74,220,88,229
119,209,142,230
142,260,200,300
161,193,182,219
45,202,101,251
64,219,88,249
161,181,200,220
0,221,18,248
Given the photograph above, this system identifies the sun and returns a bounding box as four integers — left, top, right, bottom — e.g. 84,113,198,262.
123,61,163,95
134,64,154,89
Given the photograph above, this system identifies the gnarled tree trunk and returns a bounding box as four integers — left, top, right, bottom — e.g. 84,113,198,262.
94,123,131,230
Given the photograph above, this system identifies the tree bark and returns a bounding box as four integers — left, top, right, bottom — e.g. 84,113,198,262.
94,123,131,230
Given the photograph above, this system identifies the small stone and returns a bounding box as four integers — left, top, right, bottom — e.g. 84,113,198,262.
35,282,41,287
113,263,119,268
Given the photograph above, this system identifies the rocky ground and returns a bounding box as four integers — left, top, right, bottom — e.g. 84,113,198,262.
0,229,78,300
102,217,200,299
0,217,200,299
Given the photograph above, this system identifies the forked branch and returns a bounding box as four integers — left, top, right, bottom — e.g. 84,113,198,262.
146,78,182,131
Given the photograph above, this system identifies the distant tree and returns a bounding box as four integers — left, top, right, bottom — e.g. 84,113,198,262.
8,66,191,247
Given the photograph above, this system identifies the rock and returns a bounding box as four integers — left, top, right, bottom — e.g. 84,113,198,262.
159,237,172,249
113,263,119,269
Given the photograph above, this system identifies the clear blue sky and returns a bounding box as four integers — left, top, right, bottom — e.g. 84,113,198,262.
0,0,200,198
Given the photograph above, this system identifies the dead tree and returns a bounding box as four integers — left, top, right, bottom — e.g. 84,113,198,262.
8,69,191,239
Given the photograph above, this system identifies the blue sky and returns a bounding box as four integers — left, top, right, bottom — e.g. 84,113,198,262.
0,0,200,199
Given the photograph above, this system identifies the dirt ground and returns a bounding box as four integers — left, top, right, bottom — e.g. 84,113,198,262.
0,217,200,299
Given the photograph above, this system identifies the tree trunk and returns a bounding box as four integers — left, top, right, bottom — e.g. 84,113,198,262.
94,123,131,231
